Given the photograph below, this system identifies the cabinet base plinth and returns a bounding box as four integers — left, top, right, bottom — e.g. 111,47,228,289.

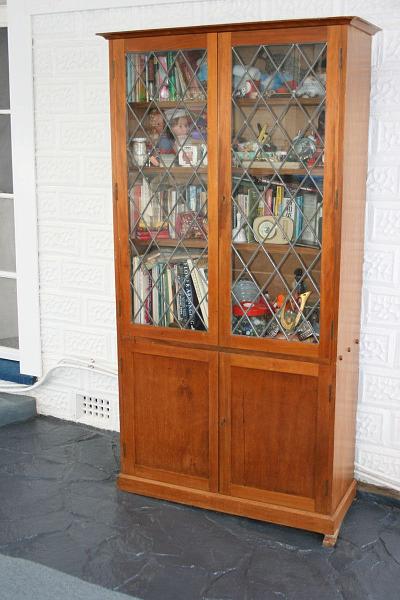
118,473,356,538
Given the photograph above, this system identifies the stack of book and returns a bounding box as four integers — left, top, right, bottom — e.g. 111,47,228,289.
132,249,208,329
130,180,207,241
127,51,206,103
233,183,322,246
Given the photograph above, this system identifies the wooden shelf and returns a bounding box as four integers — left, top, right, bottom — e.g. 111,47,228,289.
232,167,324,177
138,166,208,176
235,95,324,107
233,241,321,256
128,100,206,110
133,237,207,248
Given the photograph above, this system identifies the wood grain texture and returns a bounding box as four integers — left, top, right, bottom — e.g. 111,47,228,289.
124,340,218,492
331,26,373,511
98,16,380,40
105,18,377,540
118,472,357,536
220,354,319,504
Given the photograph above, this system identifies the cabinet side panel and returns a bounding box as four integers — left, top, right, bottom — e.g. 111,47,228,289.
333,27,372,510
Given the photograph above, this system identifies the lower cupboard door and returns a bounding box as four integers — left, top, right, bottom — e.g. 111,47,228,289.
120,342,218,492
220,353,322,512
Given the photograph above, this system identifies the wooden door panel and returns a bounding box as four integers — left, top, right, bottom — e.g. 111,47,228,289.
122,341,218,492
221,353,320,510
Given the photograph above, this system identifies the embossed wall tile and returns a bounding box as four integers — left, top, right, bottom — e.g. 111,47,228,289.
370,70,400,112
53,44,108,76
366,166,399,196
391,416,400,446
37,189,60,220
356,409,384,444
32,12,77,37
361,371,400,407
381,30,400,64
356,446,400,482
360,331,392,366
375,114,400,155
35,386,75,420
61,260,107,292
363,247,395,284
35,119,58,151
39,224,81,256
60,189,107,223
36,154,81,185
34,83,80,115
82,155,112,186
40,326,63,355
364,290,400,326
64,329,108,361
41,292,82,323
82,83,109,114
86,298,116,329
60,120,108,151
82,369,119,395
86,228,114,260
33,46,54,76
370,203,400,243
39,258,61,288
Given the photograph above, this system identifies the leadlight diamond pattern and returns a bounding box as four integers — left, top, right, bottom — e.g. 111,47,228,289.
231,42,326,343
126,49,209,330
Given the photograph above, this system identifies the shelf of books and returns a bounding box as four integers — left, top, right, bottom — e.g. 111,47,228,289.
230,41,326,343
126,47,209,331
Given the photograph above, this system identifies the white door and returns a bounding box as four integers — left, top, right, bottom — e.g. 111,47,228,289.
0,25,19,360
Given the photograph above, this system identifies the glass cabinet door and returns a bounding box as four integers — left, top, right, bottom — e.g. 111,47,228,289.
230,40,326,345
126,45,209,332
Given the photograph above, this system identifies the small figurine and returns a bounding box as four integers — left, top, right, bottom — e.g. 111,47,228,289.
233,65,261,98
147,109,165,148
260,71,297,96
165,108,190,149
295,74,326,98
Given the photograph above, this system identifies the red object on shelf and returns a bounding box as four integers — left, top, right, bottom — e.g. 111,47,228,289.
233,301,272,317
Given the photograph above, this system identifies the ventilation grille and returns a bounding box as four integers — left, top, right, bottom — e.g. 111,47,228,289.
76,393,113,424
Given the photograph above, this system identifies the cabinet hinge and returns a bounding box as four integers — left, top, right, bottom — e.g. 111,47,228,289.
330,320,334,339
324,480,329,496
119,356,123,373
118,299,122,318
328,384,333,403
113,181,118,203
111,60,115,79
339,47,343,70
122,442,126,457
335,189,339,209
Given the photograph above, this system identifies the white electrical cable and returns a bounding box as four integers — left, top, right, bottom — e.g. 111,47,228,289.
0,358,117,393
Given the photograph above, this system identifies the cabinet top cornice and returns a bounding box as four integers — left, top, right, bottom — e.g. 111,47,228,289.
98,16,380,41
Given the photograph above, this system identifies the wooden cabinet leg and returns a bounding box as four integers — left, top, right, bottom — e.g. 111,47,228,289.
322,528,340,548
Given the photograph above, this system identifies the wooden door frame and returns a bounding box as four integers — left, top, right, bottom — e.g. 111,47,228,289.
109,33,219,348
219,351,334,513
217,26,343,363
120,338,219,492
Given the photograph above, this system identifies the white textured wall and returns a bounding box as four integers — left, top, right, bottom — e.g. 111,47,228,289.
30,0,400,488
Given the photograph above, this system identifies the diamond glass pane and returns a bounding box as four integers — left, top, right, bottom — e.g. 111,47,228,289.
126,49,208,330
231,42,326,343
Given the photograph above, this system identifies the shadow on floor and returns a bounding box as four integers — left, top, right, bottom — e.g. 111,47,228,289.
0,416,399,600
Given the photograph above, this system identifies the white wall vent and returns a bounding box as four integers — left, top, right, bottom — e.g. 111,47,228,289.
76,392,114,426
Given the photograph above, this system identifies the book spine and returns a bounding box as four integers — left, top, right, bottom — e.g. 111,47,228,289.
167,51,176,101
295,195,303,240
182,262,195,328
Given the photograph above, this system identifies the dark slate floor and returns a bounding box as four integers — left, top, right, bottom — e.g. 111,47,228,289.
0,417,399,600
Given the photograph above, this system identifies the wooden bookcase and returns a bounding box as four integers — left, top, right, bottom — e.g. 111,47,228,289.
99,16,379,546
